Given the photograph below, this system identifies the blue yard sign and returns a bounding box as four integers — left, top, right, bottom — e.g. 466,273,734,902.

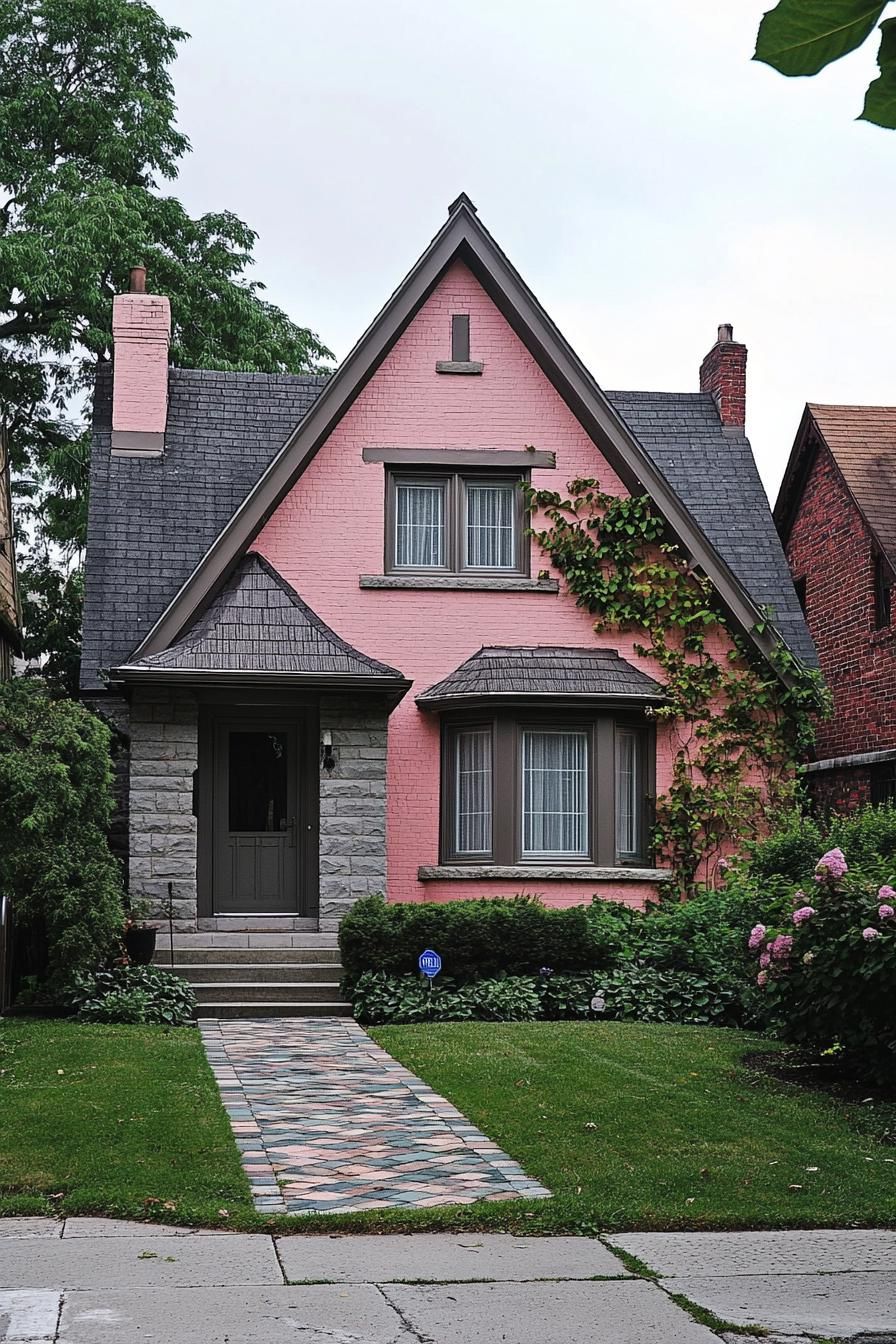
418,948,442,979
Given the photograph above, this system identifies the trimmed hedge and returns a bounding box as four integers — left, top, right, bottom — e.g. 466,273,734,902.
339,894,625,988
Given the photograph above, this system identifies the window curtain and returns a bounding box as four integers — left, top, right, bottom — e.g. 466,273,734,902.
521,730,588,857
455,729,492,854
395,483,444,567
466,483,515,569
615,728,640,858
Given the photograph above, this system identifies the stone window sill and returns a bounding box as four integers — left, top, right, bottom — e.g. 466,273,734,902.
360,575,559,593
435,360,483,375
418,864,672,882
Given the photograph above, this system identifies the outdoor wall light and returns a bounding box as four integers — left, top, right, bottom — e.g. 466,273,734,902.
320,729,337,771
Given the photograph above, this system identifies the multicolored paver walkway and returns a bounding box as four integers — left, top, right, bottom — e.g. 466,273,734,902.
200,1017,550,1215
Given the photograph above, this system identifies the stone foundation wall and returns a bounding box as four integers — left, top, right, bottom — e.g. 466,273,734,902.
128,688,199,929
319,697,388,933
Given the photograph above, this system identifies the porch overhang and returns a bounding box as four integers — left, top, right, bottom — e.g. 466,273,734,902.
110,664,412,708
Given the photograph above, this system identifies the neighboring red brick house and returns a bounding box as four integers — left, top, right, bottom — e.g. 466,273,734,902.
775,405,896,809
80,196,812,1010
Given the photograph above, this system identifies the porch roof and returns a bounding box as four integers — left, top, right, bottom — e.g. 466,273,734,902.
416,645,665,709
112,553,411,696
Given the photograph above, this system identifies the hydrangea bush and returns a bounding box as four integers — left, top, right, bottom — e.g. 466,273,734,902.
748,847,896,1081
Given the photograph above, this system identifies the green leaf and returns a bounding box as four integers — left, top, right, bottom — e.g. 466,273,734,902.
754,0,887,76
860,16,896,123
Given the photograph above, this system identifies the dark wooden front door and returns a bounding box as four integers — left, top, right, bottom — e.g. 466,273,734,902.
212,720,299,914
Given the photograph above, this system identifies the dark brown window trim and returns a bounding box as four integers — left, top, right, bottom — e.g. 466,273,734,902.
384,467,530,577
360,575,558,592
439,708,655,868
362,447,555,469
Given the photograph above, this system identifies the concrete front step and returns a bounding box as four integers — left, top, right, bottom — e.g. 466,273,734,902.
197,1002,352,1018
155,946,342,966
192,981,343,1005
163,932,339,949
175,962,342,984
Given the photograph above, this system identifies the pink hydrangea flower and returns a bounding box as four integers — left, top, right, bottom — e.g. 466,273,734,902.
748,923,766,950
792,888,808,907
770,934,794,961
802,951,815,965
814,847,848,882
862,927,881,941
759,951,771,969
878,885,895,902
878,904,895,920
792,906,816,926
757,970,768,987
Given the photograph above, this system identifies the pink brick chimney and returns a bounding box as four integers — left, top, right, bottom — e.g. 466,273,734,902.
699,323,747,429
111,266,171,456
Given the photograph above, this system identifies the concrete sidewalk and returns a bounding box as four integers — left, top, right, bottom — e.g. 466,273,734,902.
1,1218,894,1342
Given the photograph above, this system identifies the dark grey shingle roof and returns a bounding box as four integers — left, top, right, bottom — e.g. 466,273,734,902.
118,553,405,680
416,645,664,706
606,391,816,667
81,374,815,690
80,366,328,689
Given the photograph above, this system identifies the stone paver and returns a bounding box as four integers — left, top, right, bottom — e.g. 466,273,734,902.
58,1284,414,1344
200,1016,550,1214
0,1232,281,1290
610,1227,896,1276
381,1279,721,1343
276,1232,630,1283
665,1270,896,1338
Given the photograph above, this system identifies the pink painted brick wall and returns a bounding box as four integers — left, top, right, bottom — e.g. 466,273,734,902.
112,293,171,434
254,261,730,909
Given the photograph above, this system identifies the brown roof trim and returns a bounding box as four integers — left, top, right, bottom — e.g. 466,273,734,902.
129,196,799,679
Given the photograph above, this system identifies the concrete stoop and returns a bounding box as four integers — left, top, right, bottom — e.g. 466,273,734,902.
153,932,350,1018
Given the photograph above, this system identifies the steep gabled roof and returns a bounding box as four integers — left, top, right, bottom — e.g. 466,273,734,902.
775,404,896,570
416,646,665,708
114,552,409,694
123,195,812,680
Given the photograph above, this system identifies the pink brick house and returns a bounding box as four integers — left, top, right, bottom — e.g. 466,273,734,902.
81,195,813,954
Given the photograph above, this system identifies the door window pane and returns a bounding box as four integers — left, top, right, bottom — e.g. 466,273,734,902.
455,729,492,854
465,482,516,569
395,482,445,567
228,731,288,832
521,730,588,857
615,728,641,860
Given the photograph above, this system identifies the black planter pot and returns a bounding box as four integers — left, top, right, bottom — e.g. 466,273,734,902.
124,925,157,965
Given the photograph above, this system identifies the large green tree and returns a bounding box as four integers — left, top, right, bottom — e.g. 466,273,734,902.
755,0,896,127
0,0,331,692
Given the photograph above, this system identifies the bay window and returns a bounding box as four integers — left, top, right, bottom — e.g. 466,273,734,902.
441,712,651,867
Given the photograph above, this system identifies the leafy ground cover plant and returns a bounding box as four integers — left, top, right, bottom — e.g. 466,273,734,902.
69,965,196,1027
748,846,896,1082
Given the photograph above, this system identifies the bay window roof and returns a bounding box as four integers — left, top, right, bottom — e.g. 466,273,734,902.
416,645,665,709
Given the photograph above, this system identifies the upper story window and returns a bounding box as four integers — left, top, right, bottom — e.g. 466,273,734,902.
387,469,527,576
874,553,892,630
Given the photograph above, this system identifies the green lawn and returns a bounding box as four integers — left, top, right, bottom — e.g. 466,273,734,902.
371,1021,896,1232
2,1017,894,1235
0,1018,253,1225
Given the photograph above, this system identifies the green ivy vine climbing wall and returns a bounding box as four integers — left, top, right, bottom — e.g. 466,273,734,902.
526,478,829,894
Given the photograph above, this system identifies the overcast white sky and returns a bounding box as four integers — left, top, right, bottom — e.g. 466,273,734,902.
153,0,895,499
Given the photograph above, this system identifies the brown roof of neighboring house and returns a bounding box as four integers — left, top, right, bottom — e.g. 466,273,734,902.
775,404,896,566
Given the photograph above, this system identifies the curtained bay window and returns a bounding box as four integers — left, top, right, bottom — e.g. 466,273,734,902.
387,469,527,575
441,711,652,867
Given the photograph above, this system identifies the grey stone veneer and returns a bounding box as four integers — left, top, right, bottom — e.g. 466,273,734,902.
318,696,388,934
128,688,199,929
127,689,388,931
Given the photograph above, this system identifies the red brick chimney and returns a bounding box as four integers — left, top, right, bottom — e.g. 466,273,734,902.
699,323,747,429
111,267,171,455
